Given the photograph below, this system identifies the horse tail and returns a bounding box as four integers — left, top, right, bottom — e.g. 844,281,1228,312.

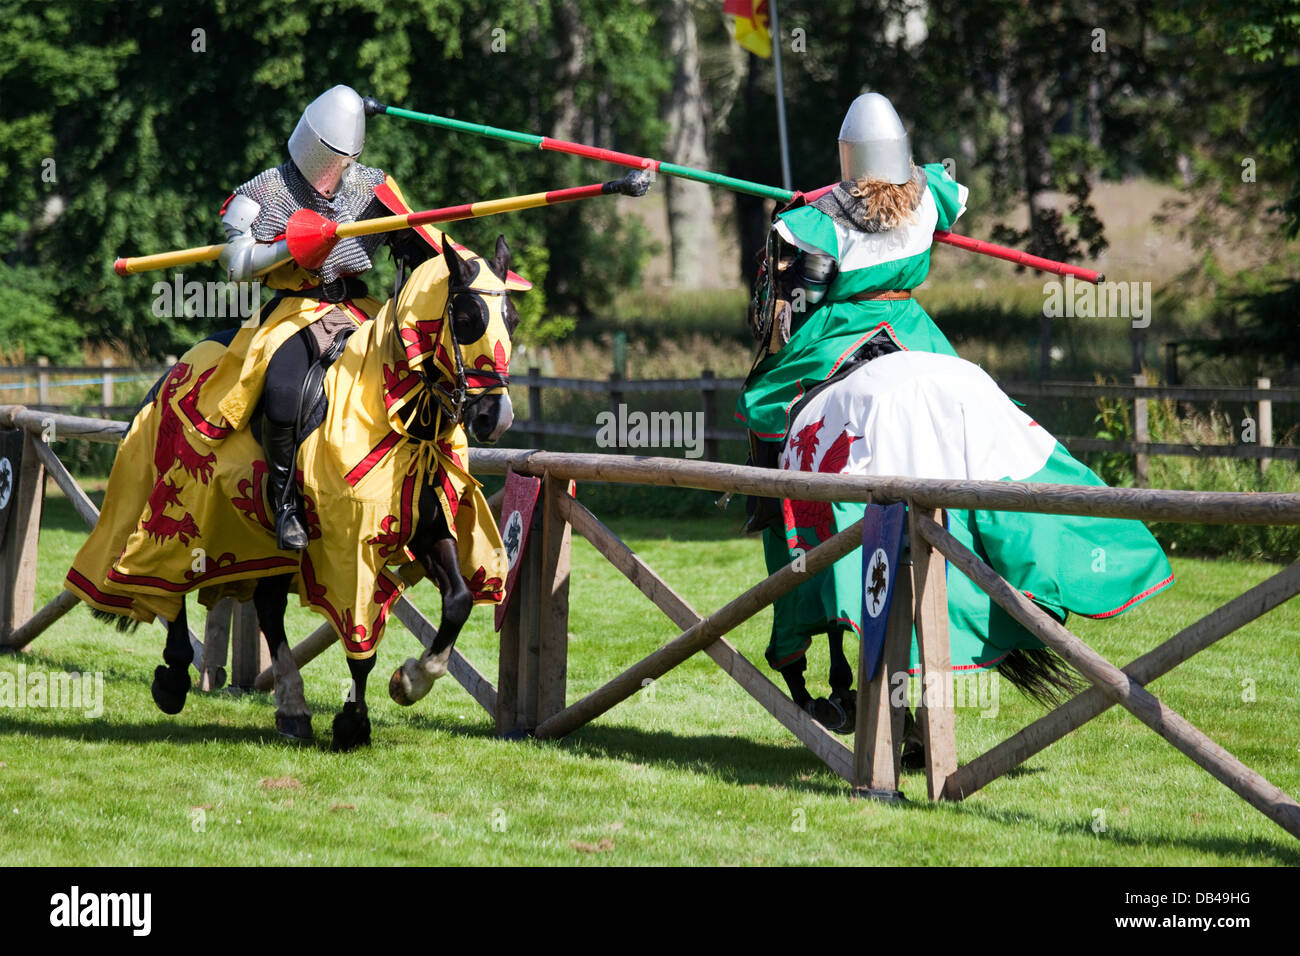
997,647,1084,707
89,607,142,634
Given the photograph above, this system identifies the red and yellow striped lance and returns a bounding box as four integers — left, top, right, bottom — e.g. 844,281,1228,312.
112,170,652,277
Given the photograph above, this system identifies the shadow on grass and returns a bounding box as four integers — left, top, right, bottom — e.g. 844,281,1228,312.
893,790,1300,864
0,715,289,747
401,709,848,796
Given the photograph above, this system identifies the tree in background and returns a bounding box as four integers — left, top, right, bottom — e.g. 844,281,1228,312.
661,0,723,287
1145,0,1300,371
0,0,669,359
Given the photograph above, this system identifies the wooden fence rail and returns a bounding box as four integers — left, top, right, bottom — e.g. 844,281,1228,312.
10,364,1297,472
1,406,1298,841
511,369,1297,474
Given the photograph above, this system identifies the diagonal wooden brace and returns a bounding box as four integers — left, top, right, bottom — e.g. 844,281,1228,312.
533,516,866,741
912,511,1300,840
944,559,1300,801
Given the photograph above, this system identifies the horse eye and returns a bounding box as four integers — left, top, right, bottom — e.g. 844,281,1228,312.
454,293,489,341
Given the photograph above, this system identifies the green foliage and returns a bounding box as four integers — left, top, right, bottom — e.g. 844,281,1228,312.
2,0,671,359
0,263,82,362
1091,381,1300,562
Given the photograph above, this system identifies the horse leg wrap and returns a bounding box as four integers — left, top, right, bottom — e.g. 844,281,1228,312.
331,700,371,752
272,644,313,741
388,647,452,707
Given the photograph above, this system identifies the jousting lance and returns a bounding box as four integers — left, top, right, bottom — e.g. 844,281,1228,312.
367,98,1103,284
112,170,653,277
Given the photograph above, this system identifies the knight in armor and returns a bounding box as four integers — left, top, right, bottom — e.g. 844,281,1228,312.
738,92,967,455
737,92,1171,734
217,85,438,551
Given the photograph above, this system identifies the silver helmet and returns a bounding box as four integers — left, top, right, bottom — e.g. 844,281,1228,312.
288,85,366,199
837,92,911,185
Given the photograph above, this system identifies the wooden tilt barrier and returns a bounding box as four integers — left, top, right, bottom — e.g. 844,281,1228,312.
2,405,1299,839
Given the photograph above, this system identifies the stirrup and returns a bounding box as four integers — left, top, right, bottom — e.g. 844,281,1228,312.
274,503,309,551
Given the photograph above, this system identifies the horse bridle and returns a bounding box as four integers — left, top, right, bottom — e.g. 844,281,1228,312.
424,283,512,428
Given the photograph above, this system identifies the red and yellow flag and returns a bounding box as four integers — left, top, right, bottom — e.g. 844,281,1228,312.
724,0,771,58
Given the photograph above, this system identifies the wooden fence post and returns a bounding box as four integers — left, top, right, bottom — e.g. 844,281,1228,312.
1039,313,1052,381
700,369,718,462
1133,373,1149,488
853,565,913,801
527,365,543,448
910,506,956,801
609,371,624,426
495,570,523,735
36,357,50,406
101,358,115,408
201,597,233,691
0,432,44,647
498,486,546,734
537,475,571,723
1257,377,1272,474
228,600,269,691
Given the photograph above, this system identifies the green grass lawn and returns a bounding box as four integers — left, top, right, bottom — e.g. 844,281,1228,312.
1,497,1297,865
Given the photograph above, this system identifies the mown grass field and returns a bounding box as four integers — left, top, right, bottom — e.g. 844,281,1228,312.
1,495,1297,866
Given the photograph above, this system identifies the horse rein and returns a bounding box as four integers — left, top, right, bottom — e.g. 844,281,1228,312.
424,283,512,428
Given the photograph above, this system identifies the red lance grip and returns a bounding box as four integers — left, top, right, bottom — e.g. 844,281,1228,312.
285,209,341,271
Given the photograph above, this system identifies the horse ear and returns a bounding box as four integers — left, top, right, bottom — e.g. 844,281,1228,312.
442,235,470,287
489,235,511,281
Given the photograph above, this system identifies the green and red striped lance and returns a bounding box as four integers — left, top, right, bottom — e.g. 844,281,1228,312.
367,97,1103,284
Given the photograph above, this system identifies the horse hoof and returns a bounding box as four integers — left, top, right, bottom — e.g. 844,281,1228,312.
804,697,851,734
331,702,371,752
828,690,856,735
388,667,412,706
275,711,314,742
151,665,189,715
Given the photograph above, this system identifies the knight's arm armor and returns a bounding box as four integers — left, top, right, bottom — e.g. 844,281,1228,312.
796,250,838,307
218,193,292,282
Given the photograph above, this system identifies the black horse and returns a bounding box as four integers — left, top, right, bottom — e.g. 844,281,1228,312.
105,239,519,751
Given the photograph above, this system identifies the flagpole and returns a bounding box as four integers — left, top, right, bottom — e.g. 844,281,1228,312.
768,0,793,190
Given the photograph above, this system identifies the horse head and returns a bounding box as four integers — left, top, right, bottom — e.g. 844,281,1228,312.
442,236,519,444
395,234,521,445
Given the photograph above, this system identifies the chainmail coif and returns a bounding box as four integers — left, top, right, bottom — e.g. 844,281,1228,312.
236,161,391,285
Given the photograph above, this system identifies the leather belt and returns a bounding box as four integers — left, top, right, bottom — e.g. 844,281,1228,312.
849,289,912,301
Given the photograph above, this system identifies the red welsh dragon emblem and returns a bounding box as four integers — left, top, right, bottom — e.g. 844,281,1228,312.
783,417,860,551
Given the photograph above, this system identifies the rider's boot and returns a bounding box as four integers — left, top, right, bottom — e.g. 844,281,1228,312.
261,415,309,551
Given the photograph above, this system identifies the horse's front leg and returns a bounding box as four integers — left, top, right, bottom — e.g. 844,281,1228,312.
333,654,376,752
827,625,856,727
389,535,471,706
151,601,193,715
254,574,313,741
